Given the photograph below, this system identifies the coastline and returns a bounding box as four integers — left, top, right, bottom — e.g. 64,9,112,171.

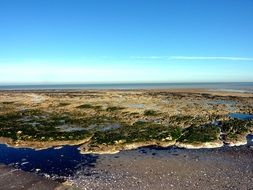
0,82,253,92
1,140,252,190
0,134,250,154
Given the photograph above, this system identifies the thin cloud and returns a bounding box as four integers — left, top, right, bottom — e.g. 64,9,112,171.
130,56,168,59
131,56,253,61
170,56,253,61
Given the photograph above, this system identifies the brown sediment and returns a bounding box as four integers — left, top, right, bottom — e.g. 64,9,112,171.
175,141,224,149
0,136,92,150
225,137,248,147
79,140,176,154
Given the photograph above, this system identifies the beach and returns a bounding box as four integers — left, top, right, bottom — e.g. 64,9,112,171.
0,164,66,190
0,88,252,189
2,0,253,188
68,145,253,190
1,145,252,190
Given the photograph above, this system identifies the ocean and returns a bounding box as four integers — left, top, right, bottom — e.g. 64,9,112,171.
0,82,253,92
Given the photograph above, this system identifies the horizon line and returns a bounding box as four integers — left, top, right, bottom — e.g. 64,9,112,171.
1,81,253,86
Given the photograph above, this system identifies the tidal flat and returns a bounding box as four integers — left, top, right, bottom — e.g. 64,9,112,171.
0,89,252,152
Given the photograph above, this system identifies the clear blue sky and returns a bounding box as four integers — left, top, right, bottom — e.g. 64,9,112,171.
0,0,253,84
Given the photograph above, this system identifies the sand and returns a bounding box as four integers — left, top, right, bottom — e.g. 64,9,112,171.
0,164,68,190
69,145,253,190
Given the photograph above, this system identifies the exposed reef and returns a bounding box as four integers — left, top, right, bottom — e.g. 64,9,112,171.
0,89,252,153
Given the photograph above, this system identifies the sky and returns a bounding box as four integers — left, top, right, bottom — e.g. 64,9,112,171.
0,0,253,84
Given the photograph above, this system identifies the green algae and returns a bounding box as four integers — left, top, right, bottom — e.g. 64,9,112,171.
90,122,181,146
144,110,158,116
76,104,102,110
0,111,91,142
221,119,252,141
0,109,252,147
178,125,220,144
106,106,124,112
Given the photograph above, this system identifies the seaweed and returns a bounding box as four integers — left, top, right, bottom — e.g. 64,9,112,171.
106,106,124,112
220,119,251,141
0,107,251,146
76,104,93,109
0,110,92,141
1,101,15,105
76,104,102,110
90,122,181,145
144,110,158,116
178,124,220,143
58,102,71,107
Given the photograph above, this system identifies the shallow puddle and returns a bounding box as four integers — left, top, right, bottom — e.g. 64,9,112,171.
229,113,253,120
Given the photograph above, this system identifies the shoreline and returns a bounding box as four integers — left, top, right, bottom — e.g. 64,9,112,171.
0,133,251,154
1,87,253,95
0,82,253,93
0,136,252,190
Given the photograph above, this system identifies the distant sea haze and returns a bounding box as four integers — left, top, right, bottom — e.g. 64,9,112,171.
0,82,253,92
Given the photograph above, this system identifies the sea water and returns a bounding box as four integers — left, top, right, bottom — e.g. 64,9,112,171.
0,82,253,91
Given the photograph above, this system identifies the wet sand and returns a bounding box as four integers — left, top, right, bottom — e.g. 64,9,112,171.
69,146,253,190
0,164,67,190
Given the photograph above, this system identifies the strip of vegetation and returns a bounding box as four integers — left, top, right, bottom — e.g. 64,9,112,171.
58,102,71,107
76,104,102,110
1,101,15,105
76,104,93,109
106,106,124,112
0,109,252,147
144,110,158,116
